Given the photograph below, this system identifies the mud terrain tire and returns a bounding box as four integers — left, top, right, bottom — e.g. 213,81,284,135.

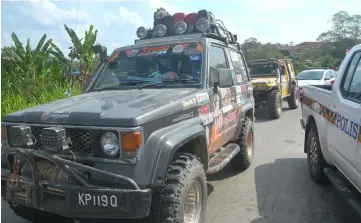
149,153,207,223
287,85,299,109
231,117,254,171
268,89,282,119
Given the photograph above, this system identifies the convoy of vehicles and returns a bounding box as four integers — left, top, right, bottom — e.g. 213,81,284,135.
247,58,299,119
296,68,337,89
300,44,361,214
1,9,255,223
0,6,359,223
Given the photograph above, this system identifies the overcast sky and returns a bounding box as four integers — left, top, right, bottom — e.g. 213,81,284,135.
1,0,361,55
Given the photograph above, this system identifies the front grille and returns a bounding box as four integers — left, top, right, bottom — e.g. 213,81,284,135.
27,126,94,156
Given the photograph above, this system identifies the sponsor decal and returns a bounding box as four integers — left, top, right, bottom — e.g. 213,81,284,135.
210,93,220,111
138,45,170,56
220,88,232,106
222,104,233,113
241,85,247,93
173,44,184,53
190,55,201,61
125,49,139,57
302,95,361,142
182,98,197,110
235,86,242,94
41,112,70,122
236,75,242,83
205,126,210,146
196,93,210,105
214,116,223,131
199,105,210,115
173,112,194,123
202,113,213,126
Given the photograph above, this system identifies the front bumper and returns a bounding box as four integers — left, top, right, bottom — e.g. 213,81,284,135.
299,118,306,130
1,147,152,219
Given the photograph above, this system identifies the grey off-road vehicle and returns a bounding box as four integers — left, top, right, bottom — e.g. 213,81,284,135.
1,9,255,223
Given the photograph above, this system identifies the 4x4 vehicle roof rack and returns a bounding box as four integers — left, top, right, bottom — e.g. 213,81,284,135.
134,8,241,51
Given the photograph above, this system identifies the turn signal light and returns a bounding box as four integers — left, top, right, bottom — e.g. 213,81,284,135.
122,131,142,159
122,132,142,152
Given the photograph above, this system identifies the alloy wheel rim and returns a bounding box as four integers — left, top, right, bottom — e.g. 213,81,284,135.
309,136,318,171
184,179,202,223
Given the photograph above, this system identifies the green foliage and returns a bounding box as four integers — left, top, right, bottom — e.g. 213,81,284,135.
1,25,98,119
64,24,99,85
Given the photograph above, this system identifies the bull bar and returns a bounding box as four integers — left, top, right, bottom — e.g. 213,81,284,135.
1,147,152,219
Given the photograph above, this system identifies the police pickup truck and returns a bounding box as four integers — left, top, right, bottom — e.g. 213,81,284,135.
300,44,361,214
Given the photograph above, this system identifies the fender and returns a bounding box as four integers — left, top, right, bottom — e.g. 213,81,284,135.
146,118,207,187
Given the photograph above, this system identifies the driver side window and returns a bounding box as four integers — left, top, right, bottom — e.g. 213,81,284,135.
209,45,229,87
341,52,361,103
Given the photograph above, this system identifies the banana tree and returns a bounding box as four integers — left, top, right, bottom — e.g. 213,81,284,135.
3,32,65,79
64,24,99,85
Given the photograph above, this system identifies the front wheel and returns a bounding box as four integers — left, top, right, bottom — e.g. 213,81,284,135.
267,90,282,119
231,117,254,171
287,85,299,109
149,153,207,223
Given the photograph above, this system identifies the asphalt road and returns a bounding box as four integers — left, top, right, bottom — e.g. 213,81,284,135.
2,102,361,223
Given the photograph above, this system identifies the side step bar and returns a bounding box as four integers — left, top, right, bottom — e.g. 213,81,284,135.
323,167,361,217
206,143,240,174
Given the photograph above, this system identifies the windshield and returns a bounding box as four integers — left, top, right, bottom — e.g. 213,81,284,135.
296,70,324,80
248,62,279,76
93,42,203,90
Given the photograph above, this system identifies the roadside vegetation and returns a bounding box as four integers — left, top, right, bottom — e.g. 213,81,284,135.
1,11,360,118
1,25,99,118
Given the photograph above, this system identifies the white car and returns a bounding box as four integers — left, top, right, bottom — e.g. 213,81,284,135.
296,69,337,89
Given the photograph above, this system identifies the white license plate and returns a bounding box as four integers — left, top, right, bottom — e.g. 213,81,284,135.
77,192,118,208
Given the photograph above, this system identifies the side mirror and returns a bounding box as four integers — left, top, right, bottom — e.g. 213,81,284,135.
213,68,233,88
92,44,108,61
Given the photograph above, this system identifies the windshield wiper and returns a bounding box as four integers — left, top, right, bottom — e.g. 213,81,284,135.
96,80,150,91
138,79,198,90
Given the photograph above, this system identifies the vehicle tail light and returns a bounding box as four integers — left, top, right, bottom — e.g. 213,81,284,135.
122,132,142,158
330,79,335,85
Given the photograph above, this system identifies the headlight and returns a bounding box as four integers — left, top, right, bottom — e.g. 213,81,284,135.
154,24,167,37
8,126,34,147
100,131,120,157
174,21,187,35
136,26,147,39
196,18,210,32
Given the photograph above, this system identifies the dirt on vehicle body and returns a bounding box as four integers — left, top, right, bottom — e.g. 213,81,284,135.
247,58,299,119
1,8,255,223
